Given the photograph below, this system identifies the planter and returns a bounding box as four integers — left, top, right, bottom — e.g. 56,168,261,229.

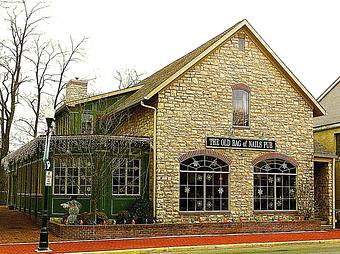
49,220,322,240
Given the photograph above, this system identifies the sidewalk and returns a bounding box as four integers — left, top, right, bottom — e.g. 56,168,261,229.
0,206,61,243
2,230,340,254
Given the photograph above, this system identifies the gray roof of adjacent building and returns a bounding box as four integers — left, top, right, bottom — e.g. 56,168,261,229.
314,76,340,128
314,139,338,158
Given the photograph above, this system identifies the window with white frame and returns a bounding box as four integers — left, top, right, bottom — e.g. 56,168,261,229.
112,159,141,195
53,158,92,195
254,158,296,211
232,89,249,127
180,155,229,212
81,113,93,134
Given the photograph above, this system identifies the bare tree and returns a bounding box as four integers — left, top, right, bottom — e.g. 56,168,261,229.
0,0,47,161
15,35,86,140
16,37,59,138
52,36,87,109
114,68,143,89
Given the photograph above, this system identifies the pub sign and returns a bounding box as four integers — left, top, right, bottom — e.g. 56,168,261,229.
207,137,276,151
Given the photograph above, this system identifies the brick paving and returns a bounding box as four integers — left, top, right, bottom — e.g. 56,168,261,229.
0,206,61,244
1,230,340,254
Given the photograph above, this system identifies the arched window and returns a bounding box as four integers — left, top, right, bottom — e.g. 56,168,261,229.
254,159,296,211
232,85,250,127
180,155,229,212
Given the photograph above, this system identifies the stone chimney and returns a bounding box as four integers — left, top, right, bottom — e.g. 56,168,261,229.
65,79,88,103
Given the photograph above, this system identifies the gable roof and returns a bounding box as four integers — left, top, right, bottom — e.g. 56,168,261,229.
318,76,340,102
56,85,143,114
112,19,325,117
67,84,143,107
314,139,338,158
314,76,340,128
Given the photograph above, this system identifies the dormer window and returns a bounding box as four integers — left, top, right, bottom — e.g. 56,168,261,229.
232,84,250,127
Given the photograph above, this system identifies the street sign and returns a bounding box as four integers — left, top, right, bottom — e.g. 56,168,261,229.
45,171,52,186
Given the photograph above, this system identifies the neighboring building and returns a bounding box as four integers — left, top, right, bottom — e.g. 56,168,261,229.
3,19,337,229
4,81,150,217
314,77,340,223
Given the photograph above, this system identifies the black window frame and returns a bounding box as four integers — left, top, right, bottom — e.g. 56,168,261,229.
179,155,229,212
254,158,297,211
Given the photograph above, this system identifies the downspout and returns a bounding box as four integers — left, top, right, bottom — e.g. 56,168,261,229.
140,99,157,218
333,157,336,229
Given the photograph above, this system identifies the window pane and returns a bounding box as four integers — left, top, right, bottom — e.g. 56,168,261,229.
112,186,118,194
254,159,296,211
233,90,249,126
179,156,229,211
222,199,228,210
112,159,140,195
180,199,187,211
81,113,93,134
290,199,296,210
180,172,187,185
254,198,260,210
261,199,268,210
188,199,195,211
239,38,245,51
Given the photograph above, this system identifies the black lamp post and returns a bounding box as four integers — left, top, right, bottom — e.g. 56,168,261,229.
37,109,55,252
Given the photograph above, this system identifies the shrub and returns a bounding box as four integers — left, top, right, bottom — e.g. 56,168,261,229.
116,210,130,224
96,211,108,224
77,212,95,225
76,211,108,225
129,199,154,224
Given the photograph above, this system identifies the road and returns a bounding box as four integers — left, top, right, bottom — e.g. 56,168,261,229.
160,241,340,254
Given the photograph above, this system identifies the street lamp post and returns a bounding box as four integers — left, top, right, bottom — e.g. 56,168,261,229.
37,109,55,252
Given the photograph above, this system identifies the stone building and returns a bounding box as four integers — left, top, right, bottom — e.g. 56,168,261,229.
111,19,335,226
3,20,337,230
314,77,340,225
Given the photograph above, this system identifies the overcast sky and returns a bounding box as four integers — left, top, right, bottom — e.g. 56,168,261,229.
40,0,339,98
7,0,340,98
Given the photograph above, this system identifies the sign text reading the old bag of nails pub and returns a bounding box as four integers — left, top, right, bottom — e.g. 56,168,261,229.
206,137,276,151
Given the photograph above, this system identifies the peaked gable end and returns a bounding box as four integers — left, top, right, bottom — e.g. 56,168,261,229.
112,20,324,117
314,78,340,127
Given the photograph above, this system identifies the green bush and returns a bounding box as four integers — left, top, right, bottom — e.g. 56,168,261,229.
96,211,108,224
77,212,95,225
76,211,108,225
116,210,130,224
129,199,154,224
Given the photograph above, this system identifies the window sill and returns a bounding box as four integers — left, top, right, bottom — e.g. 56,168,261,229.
112,194,141,197
179,211,231,215
233,125,250,129
52,194,91,196
253,210,297,215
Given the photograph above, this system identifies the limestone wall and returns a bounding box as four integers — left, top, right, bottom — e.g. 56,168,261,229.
314,162,333,224
155,29,314,222
114,103,154,138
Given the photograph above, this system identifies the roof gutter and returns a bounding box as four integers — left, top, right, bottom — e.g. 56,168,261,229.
333,157,336,229
140,99,157,219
